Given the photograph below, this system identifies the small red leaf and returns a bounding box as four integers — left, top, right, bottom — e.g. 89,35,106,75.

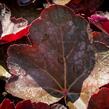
0,99,50,109
0,26,30,44
16,100,33,109
89,12,109,35
88,86,109,109
0,4,29,44
16,100,50,109
0,99,15,109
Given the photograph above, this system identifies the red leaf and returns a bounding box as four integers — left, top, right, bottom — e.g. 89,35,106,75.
66,0,103,15
16,100,33,109
33,102,51,109
0,4,29,44
6,4,95,104
100,83,109,89
0,26,30,44
0,99,15,109
88,87,109,109
0,99,50,109
89,12,109,35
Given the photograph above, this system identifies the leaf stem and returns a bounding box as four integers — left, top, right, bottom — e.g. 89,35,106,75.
60,27,67,90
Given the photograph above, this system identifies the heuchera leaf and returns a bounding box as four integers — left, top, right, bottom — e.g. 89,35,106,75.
0,99,50,109
6,5,95,104
0,3,29,44
16,100,50,109
87,84,109,109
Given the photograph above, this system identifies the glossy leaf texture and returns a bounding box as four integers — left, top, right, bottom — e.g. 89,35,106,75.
6,5,95,104
87,84,109,109
0,99,50,109
88,12,109,35
0,3,29,44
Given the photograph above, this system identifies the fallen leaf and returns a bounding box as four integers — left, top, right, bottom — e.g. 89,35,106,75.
6,5,95,104
16,100,50,109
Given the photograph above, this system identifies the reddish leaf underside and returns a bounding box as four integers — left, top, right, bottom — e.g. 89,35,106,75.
6,5,95,104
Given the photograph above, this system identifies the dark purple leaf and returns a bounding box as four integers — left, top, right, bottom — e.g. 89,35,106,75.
6,5,95,104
